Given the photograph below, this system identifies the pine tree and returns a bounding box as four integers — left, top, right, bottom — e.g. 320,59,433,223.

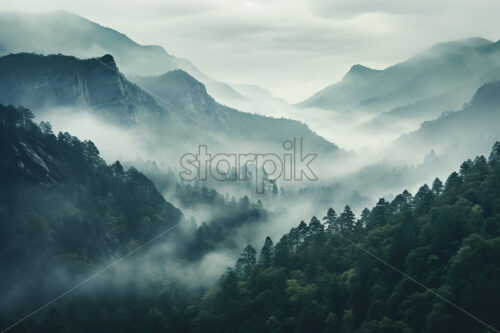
323,208,337,231
368,199,389,229
432,178,444,195
236,245,257,278
338,205,355,235
489,141,500,162
39,121,53,135
273,235,290,266
415,184,433,214
307,216,325,242
258,236,274,266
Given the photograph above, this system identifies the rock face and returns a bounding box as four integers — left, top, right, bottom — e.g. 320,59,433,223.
133,70,229,126
0,53,166,124
0,10,243,102
0,53,339,154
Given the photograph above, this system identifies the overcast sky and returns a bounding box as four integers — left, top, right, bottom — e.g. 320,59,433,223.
2,0,500,102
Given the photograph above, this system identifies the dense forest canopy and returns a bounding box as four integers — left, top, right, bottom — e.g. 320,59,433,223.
1,103,499,332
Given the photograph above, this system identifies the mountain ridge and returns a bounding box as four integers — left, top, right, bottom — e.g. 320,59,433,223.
299,37,500,117
0,10,244,102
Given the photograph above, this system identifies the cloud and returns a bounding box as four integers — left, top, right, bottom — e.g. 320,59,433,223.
2,0,500,102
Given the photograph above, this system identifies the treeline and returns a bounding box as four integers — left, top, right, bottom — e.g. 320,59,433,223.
4,141,499,332
0,104,182,311
201,142,500,333
2,103,499,332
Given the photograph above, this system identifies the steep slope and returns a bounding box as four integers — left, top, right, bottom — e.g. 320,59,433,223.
298,64,382,110
133,70,339,153
133,70,229,126
0,53,339,157
0,10,243,101
195,146,500,333
0,53,167,124
4,143,500,332
300,38,500,116
0,104,182,307
392,80,500,160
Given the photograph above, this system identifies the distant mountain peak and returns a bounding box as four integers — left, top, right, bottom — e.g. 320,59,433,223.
343,64,381,81
160,69,207,91
299,36,500,112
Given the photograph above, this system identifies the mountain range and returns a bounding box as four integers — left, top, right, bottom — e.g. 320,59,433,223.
0,10,243,102
0,52,338,155
300,38,500,133
392,79,500,160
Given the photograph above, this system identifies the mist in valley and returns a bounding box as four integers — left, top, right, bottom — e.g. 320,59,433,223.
0,7,500,333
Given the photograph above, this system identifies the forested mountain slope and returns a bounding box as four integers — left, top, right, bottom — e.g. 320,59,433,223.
0,104,182,308
4,133,499,332
205,142,500,333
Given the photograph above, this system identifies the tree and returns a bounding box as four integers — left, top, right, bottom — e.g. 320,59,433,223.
414,184,433,214
235,245,257,278
368,199,389,229
459,159,474,178
489,141,500,163
111,161,125,179
273,235,290,266
39,121,53,135
444,172,462,193
83,140,102,166
258,236,274,266
323,208,337,232
431,178,443,196
338,205,356,236
307,216,325,243
19,106,34,129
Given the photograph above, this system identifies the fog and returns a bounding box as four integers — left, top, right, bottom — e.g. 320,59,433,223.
1,12,499,328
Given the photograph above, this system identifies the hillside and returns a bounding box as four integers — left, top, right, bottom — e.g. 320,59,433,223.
300,38,500,118
134,69,339,152
0,10,243,101
392,80,500,161
0,53,167,125
0,53,339,155
3,137,499,332
0,104,182,308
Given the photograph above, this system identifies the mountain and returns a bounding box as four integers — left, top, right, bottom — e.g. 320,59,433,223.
0,10,243,102
298,64,382,110
358,89,465,134
0,53,339,156
4,141,499,332
392,80,500,161
300,38,500,117
0,104,182,307
131,69,339,153
133,70,229,126
0,53,167,125
191,146,500,333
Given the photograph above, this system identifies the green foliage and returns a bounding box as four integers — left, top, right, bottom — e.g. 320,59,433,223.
186,141,500,332
2,121,499,332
